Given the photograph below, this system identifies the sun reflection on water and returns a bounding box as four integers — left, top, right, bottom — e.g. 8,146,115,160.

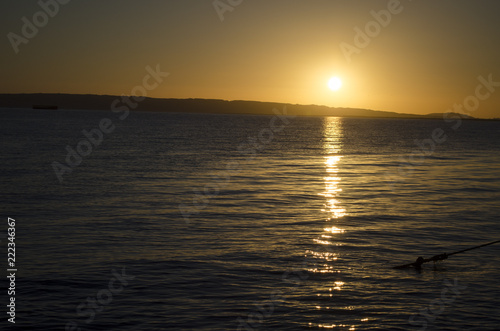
308,117,346,274
305,117,368,328
309,323,358,330
320,117,346,219
324,226,345,234
321,162,346,218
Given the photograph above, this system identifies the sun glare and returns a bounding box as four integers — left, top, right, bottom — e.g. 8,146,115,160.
328,77,342,91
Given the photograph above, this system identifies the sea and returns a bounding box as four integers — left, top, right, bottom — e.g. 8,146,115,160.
0,107,499,330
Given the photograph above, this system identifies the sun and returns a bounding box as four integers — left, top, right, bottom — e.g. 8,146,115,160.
328,76,342,91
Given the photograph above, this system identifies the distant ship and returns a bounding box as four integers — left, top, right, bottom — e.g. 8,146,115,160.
32,105,58,110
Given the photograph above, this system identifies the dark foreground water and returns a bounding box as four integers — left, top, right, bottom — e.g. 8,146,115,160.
1,108,499,330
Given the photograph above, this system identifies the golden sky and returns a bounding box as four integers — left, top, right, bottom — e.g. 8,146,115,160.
2,0,500,118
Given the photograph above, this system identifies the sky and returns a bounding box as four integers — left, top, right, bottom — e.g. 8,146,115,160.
1,0,500,118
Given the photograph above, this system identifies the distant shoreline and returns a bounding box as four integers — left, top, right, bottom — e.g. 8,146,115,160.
0,93,496,120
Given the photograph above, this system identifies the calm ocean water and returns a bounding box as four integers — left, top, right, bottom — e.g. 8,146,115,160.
1,108,499,330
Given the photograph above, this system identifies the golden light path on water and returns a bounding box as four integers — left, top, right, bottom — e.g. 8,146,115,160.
320,117,346,219
307,117,367,329
307,117,345,273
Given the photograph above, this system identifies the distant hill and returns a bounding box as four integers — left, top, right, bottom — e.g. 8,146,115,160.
0,93,477,119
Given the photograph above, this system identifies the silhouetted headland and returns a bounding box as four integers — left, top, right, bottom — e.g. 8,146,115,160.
0,93,481,119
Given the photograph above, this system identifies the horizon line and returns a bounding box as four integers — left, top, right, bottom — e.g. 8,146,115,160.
1,92,497,120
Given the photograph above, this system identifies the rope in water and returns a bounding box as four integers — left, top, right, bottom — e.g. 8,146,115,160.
393,239,500,269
